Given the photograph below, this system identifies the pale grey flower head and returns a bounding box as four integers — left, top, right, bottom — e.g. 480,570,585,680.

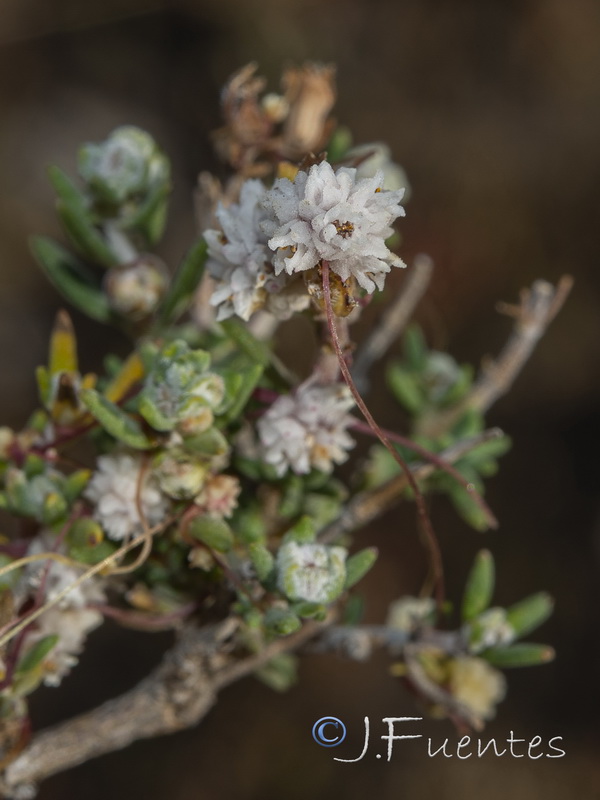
204,179,284,321
19,535,106,686
261,160,406,293
257,380,355,476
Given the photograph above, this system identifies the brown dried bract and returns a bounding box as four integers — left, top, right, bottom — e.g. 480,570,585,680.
212,62,337,175
281,63,337,157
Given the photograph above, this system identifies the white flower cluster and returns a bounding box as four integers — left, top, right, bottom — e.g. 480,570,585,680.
257,380,355,476
261,161,406,292
203,161,405,321
84,453,169,541
204,180,309,322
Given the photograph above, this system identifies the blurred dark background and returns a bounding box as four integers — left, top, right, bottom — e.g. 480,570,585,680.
1,0,600,797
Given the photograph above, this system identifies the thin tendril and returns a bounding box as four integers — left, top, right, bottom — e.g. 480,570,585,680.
0,515,178,652
321,260,445,608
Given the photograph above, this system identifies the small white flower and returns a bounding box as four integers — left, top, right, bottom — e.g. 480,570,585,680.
448,656,507,723
277,541,347,603
261,160,406,293
84,453,169,540
257,381,355,476
386,596,436,632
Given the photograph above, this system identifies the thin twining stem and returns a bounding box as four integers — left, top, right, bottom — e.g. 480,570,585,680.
321,260,445,608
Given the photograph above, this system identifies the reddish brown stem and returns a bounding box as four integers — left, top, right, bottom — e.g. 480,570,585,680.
350,419,498,529
321,261,445,608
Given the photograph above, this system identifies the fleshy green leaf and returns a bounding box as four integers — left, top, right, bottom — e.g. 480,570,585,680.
461,549,495,622
15,635,59,675
344,547,378,590
506,592,554,639
254,652,298,691
49,166,118,267
403,324,428,371
30,236,112,322
248,543,275,583
387,363,423,414
159,238,207,324
188,515,234,553
220,317,270,367
217,363,264,424
80,388,153,449
264,607,302,637
483,642,555,668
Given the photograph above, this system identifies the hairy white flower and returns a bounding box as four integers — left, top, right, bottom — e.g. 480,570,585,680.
84,454,169,540
277,541,347,603
261,160,406,293
257,381,355,476
448,656,507,722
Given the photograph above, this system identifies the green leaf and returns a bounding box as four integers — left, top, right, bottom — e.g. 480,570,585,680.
264,607,302,637
343,593,365,625
387,363,423,414
49,166,118,267
403,324,428,371
188,515,234,552
69,539,117,565
220,317,270,367
278,475,304,519
283,516,316,544
326,126,353,162
159,238,207,324
292,601,327,620
448,481,490,532
15,635,59,675
506,592,554,639
30,236,112,323
122,180,170,245
254,653,298,691
344,547,378,590
248,543,275,583
183,427,229,456
461,549,495,622
80,388,154,449
217,363,264,424
483,643,555,668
